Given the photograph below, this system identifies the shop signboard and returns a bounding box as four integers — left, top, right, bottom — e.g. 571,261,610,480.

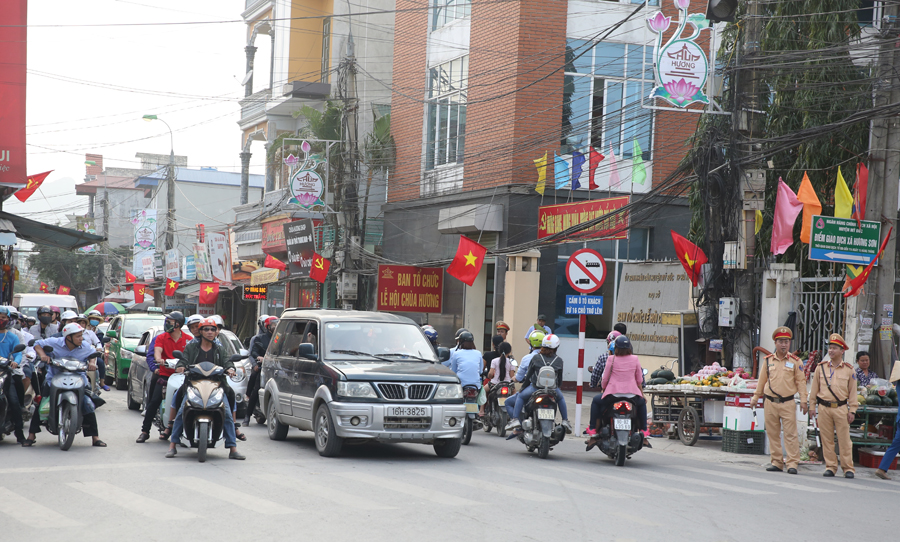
377,265,443,313
165,249,180,281
614,261,693,357
141,255,154,282
153,255,164,280
183,255,196,281
250,267,280,286
207,231,232,283
283,219,315,278
261,217,291,254
646,0,711,108
193,243,212,281
243,285,268,301
197,303,215,317
537,196,629,242
808,215,881,266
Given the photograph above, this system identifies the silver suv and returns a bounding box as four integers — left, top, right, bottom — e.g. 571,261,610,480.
260,309,466,457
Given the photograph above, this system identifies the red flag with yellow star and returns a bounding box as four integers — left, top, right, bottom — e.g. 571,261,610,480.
671,230,707,287
164,279,179,297
40,282,49,293
133,283,147,303
199,282,219,305
57,285,71,295
447,236,487,286
14,171,52,203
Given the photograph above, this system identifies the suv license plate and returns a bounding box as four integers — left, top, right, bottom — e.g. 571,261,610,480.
536,408,555,420
386,406,429,417
614,418,631,430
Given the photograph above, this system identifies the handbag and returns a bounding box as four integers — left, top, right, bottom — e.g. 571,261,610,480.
38,396,49,421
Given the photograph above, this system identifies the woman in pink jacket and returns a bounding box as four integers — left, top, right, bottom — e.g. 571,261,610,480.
586,335,648,450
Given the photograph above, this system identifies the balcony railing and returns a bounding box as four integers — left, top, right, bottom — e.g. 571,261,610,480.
239,88,271,122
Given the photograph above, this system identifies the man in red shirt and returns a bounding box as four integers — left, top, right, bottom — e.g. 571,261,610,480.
136,311,187,443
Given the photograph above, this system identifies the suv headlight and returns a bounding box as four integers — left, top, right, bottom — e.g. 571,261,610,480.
207,388,224,408
337,381,377,398
435,383,463,399
187,387,203,407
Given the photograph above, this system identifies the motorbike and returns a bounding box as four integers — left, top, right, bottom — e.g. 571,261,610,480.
172,352,243,462
515,366,565,459
154,359,180,437
0,344,28,441
39,346,103,451
482,381,513,437
460,384,483,445
594,394,644,466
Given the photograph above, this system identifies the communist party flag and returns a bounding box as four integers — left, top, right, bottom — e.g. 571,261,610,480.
264,253,287,271
199,282,219,305
164,279,179,297
309,253,330,283
133,283,146,303
14,171,52,203
844,226,893,298
447,236,487,286
124,270,137,283
57,285,71,295
671,230,708,287
796,172,821,244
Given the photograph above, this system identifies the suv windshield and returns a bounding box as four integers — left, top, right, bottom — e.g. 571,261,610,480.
122,317,164,339
324,322,437,362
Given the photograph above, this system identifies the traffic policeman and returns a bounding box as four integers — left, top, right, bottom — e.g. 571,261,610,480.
809,333,858,478
752,327,808,474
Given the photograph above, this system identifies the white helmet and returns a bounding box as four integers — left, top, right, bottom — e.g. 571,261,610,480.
186,314,203,326
62,323,85,338
541,334,560,350
211,315,225,329
61,310,79,321
257,314,270,327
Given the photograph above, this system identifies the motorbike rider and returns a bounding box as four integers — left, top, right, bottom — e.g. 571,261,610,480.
0,306,26,443
247,314,270,361
506,334,573,435
504,331,544,425
137,311,187,443
244,316,277,426
23,323,107,447
585,331,621,437
422,325,439,353
186,314,203,339
50,306,61,325
165,318,245,460
84,310,109,391
444,331,483,418
28,305,58,340
51,311,80,338
585,335,649,451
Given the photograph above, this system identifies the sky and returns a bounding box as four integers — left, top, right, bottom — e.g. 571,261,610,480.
7,0,267,225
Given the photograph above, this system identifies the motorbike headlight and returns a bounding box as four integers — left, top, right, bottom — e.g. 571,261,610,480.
435,383,463,399
187,387,203,407
64,359,81,372
337,381,377,398
207,388,225,408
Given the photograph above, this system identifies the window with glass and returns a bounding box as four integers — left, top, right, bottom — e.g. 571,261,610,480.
561,39,653,160
426,55,468,170
432,0,470,30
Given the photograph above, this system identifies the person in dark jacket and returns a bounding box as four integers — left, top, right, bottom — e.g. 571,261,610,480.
244,317,277,425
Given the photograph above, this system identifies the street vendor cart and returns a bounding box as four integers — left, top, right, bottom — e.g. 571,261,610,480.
646,387,729,446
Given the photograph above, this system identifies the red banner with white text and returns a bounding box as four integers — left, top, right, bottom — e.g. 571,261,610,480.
0,2,28,188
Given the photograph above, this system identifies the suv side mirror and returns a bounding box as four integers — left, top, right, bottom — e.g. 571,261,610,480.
297,343,318,361
135,345,147,355
437,347,451,363
106,330,118,339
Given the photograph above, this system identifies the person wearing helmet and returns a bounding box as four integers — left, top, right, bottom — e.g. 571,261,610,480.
77,313,106,394
443,331,483,396
185,314,203,339
166,317,244,460
137,312,188,443
421,325,438,352
243,316,278,425
506,333,572,435
585,335,648,451
501,330,547,424
29,305,58,339
523,314,551,349
25,323,107,447
50,306,61,325
450,328,469,353
0,306,26,443
51,310,80,338
211,314,225,331
584,331,623,438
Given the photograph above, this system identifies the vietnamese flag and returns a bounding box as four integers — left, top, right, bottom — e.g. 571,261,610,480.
39,282,49,293
199,282,219,305
164,279,179,297
309,253,330,283
57,285,71,295
133,283,146,303
14,171,53,203
124,270,137,283
844,226,893,298
447,236,487,286
671,230,708,287
264,253,287,271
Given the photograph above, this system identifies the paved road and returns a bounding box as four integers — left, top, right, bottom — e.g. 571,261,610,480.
1,389,896,542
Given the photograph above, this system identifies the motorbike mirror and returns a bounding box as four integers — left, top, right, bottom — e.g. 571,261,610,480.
228,354,243,363
172,350,184,360
88,352,102,360
13,344,26,353
436,347,451,362
28,339,35,347
43,346,54,354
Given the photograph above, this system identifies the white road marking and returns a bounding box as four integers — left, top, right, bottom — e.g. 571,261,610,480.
493,467,636,500
550,465,708,497
410,469,561,502
0,487,83,527
674,466,834,493
334,472,479,506
0,462,156,475
164,477,295,514
67,481,195,519
639,471,776,495
255,473,395,510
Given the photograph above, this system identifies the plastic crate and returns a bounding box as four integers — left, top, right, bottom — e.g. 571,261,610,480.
722,429,766,455
858,448,898,470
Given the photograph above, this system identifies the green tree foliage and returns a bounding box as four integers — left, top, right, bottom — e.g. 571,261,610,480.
27,247,123,292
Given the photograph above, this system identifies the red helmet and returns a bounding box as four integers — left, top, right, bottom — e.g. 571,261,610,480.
198,317,217,330
264,316,279,328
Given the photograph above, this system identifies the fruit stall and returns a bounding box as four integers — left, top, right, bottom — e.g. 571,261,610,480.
850,381,898,446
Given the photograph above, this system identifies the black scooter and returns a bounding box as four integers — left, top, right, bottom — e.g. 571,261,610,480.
595,394,644,466
515,367,565,459
461,384,483,445
482,381,513,437
0,344,27,441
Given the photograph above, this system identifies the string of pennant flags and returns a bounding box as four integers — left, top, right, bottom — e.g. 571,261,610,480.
533,140,647,195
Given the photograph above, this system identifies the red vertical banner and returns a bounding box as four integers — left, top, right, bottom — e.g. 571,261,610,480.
0,2,27,188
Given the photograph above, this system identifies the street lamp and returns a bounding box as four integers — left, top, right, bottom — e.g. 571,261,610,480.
143,114,176,251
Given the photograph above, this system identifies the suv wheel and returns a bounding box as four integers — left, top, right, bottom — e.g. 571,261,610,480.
314,403,343,457
267,399,288,441
433,437,462,458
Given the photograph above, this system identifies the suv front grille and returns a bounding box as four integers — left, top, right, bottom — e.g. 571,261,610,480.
384,417,431,429
375,383,435,401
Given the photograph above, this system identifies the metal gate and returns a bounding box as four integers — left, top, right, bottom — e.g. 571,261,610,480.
790,275,847,353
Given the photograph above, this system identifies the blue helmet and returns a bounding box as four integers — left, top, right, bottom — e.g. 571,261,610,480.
422,325,438,343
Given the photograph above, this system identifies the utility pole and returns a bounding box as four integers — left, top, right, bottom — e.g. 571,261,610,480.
338,32,361,309
166,149,176,251
862,5,900,377
101,196,111,296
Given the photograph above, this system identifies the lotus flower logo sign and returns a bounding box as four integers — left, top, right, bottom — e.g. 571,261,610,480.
289,167,324,209
647,0,711,108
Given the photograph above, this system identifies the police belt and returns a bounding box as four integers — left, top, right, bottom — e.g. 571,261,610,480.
765,394,793,404
816,397,847,408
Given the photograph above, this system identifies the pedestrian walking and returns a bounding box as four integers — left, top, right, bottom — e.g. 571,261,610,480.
808,333,858,478
875,359,900,480
752,327,808,474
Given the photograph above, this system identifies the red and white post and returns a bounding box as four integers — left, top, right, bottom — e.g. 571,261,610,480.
574,313,586,434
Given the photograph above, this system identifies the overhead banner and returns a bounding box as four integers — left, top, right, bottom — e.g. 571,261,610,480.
207,231,232,283
647,0,711,108
132,209,158,277
284,219,315,278
537,196,629,241
0,2,27,188
377,265,443,313
193,242,213,281
165,249,180,281
76,216,97,253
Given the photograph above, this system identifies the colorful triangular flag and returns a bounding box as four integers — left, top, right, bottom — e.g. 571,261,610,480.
632,140,646,185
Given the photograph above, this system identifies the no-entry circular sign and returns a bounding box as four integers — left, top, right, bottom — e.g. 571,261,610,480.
565,248,607,294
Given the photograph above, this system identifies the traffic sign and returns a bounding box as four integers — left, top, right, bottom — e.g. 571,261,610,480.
809,215,882,266
565,295,604,315
565,248,607,294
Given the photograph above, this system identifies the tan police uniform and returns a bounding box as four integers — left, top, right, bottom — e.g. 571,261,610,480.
809,333,858,475
751,327,808,471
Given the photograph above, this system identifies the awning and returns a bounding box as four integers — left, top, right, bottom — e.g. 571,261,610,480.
0,211,106,250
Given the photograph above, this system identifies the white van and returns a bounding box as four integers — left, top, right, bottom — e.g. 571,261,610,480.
13,293,79,318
